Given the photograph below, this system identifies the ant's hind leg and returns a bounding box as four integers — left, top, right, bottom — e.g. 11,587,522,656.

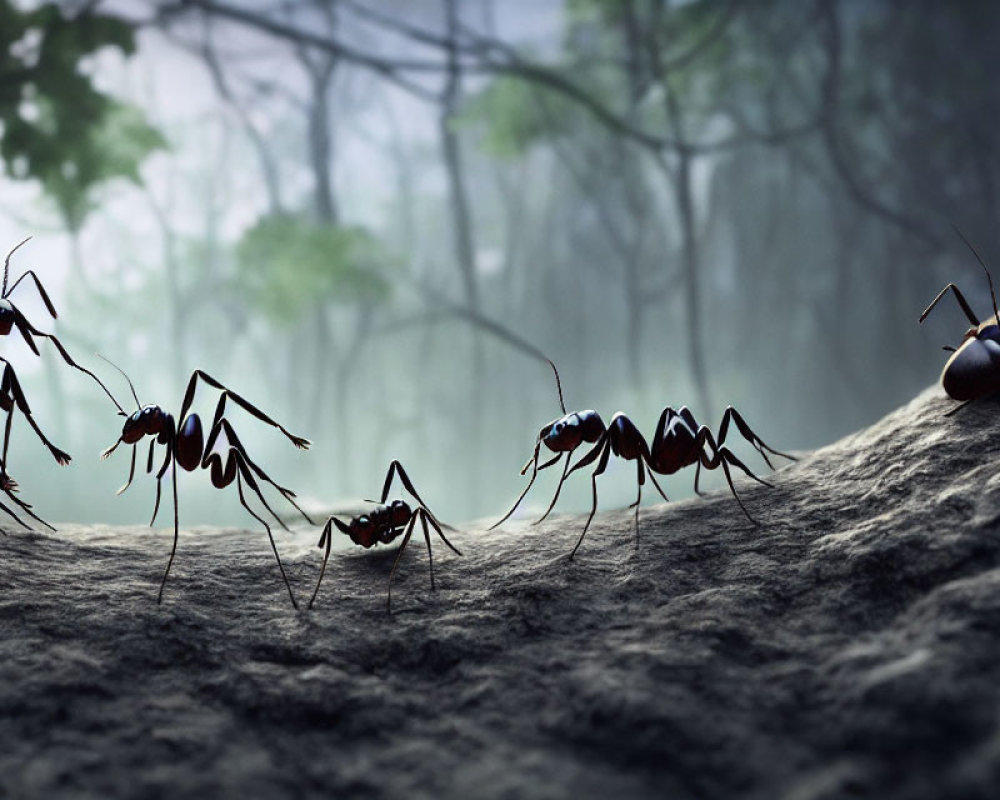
235,468,298,609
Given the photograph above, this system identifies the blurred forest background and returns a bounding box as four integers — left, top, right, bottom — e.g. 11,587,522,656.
0,0,997,527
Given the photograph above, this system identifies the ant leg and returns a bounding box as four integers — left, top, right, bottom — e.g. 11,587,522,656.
0,404,13,489
0,450,54,532
532,452,572,525
7,269,57,319
627,459,645,548
642,457,670,504
420,512,436,591
387,514,419,613
156,455,180,604
717,406,797,466
920,283,980,326
0,361,70,465
382,460,450,530
179,372,309,449
568,439,612,560
945,399,974,417
698,429,766,525
0,496,42,532
490,443,542,530
11,311,124,414
228,451,290,531
424,510,462,556
211,419,312,525
235,465,298,609
150,442,172,526
307,517,337,609
116,446,137,496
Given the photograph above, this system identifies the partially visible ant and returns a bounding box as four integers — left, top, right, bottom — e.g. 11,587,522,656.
308,460,460,612
99,359,313,607
920,228,1000,413
0,355,71,531
561,406,795,558
1,239,120,409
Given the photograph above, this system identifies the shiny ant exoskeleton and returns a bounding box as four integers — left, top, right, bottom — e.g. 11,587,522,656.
490,360,618,529
308,460,461,612
1,239,120,409
0,355,72,531
99,361,312,607
561,406,795,558
920,229,1000,413
492,360,794,557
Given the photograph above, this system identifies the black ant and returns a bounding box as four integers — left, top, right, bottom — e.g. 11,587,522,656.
99,360,313,607
1,238,120,409
0,355,72,531
490,360,623,529
561,406,796,557
308,460,460,612
920,229,1000,413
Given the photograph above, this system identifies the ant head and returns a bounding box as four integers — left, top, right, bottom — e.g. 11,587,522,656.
121,405,167,443
542,413,584,453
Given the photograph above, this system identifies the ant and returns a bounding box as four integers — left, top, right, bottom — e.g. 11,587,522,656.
490,359,618,530
1,238,120,409
0,355,72,531
99,360,313,607
920,229,1000,413
561,405,796,558
308,460,460,612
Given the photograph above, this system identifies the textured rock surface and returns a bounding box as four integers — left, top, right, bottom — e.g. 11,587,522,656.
2,386,1000,799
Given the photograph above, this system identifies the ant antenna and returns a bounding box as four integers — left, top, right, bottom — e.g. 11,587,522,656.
3,237,31,298
546,358,566,415
96,353,140,412
954,225,999,323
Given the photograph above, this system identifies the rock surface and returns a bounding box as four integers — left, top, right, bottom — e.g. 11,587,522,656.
2,386,1000,799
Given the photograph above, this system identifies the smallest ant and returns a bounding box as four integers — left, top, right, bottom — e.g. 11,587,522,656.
308,460,461,612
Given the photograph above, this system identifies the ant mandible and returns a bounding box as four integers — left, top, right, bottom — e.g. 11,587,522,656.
100,361,313,607
560,405,796,558
1,239,120,409
308,460,461,612
0,355,72,531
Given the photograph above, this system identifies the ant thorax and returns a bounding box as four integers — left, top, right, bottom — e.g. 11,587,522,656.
660,410,697,444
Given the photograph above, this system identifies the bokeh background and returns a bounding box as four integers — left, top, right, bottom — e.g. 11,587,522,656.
0,0,997,527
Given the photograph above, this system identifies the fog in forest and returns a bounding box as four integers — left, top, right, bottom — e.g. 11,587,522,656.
0,0,997,530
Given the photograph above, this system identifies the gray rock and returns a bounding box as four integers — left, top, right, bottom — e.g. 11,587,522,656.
1,385,998,799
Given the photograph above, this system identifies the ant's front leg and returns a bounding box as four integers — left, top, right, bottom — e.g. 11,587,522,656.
715,406,797,468
531,453,573,526
696,428,769,525
568,438,612,560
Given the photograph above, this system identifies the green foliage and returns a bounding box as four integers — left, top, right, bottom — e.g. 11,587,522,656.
235,215,390,325
0,1,163,230
460,76,579,157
